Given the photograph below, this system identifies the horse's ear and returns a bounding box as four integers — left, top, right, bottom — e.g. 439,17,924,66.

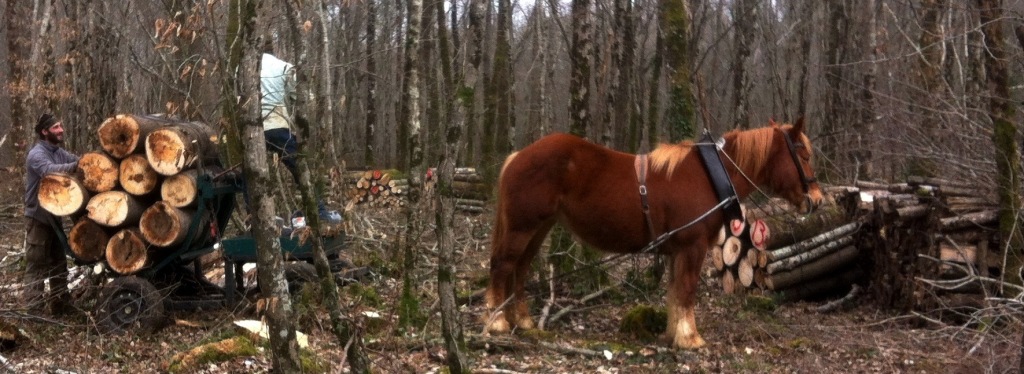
792,117,806,134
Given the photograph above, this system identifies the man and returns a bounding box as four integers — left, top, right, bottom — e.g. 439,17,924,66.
23,113,79,315
260,43,342,224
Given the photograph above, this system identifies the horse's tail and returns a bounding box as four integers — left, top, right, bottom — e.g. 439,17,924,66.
491,151,520,253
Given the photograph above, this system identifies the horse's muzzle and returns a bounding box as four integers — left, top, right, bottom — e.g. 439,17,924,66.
800,193,823,214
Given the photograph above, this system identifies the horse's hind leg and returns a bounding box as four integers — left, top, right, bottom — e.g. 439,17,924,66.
485,226,541,334
510,221,555,330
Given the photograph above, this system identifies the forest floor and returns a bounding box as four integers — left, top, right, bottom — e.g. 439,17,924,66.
0,166,1019,373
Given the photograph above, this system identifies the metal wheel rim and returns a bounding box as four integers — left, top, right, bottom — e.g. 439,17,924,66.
107,289,146,327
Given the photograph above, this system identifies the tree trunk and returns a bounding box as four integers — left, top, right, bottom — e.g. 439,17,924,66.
38,173,90,216
78,151,119,193
86,190,147,227
161,169,199,208
69,217,111,263
399,0,427,332
363,0,377,166
435,0,470,369
282,1,370,371
569,0,592,137
239,1,302,370
105,228,149,275
731,0,754,129
145,122,218,176
766,246,859,291
119,154,160,196
97,114,174,159
977,0,1024,290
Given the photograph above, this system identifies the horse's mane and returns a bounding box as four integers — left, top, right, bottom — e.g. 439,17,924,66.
648,124,808,178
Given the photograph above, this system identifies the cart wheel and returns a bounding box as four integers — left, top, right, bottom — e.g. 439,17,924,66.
94,276,166,334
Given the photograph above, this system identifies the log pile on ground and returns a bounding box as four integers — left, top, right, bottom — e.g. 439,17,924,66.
344,169,408,208
346,167,489,213
710,201,864,301
425,167,489,213
852,176,999,310
38,114,223,275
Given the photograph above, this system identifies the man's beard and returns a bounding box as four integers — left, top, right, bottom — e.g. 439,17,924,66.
45,132,63,144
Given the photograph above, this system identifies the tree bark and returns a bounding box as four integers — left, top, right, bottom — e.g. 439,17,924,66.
977,0,1024,290
768,222,859,262
568,0,592,137
767,235,855,274
239,1,302,370
78,151,119,193
38,173,90,216
435,0,470,369
282,1,370,371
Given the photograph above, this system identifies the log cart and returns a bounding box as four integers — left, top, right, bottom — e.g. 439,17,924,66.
38,114,350,334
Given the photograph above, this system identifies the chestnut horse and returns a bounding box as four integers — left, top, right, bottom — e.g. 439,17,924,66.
484,119,823,349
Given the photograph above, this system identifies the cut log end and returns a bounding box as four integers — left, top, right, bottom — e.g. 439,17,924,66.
39,173,89,216
140,202,192,247
106,229,148,275
119,154,160,195
146,129,188,176
79,152,119,193
722,236,743,266
161,170,199,208
69,218,109,263
97,115,141,159
87,190,145,227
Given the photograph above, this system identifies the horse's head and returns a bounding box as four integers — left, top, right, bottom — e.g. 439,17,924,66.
767,118,823,214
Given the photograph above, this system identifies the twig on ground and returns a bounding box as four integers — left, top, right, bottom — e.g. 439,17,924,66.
815,284,863,313
546,285,615,326
469,335,604,358
537,263,555,330
475,368,527,374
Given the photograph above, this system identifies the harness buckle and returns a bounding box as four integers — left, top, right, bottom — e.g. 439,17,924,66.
639,185,648,196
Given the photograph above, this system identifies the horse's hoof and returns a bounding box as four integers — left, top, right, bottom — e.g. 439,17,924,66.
515,316,535,330
484,317,511,334
673,334,706,350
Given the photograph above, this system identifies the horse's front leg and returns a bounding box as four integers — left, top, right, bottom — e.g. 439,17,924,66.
663,245,708,349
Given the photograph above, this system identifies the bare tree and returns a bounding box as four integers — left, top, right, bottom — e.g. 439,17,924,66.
731,0,755,129
282,1,370,371
238,0,302,370
434,0,470,370
976,0,1023,289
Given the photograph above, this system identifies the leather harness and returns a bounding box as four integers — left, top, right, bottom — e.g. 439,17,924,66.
634,131,743,244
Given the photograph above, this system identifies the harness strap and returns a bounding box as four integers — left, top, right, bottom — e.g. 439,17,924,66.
696,131,744,222
634,154,657,241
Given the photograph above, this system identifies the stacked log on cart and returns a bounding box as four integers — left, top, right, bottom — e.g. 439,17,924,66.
709,202,864,302
345,167,489,213
37,114,220,276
